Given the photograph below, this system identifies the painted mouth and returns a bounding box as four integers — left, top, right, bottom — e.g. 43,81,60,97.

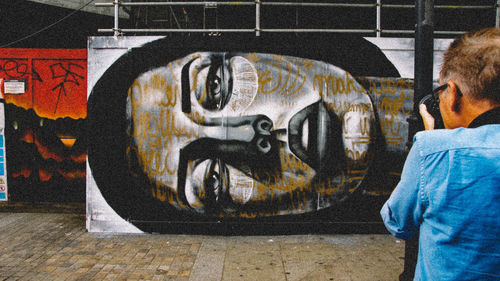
288,101,346,175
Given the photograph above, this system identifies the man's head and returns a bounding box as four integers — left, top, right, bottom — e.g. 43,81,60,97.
438,27,500,128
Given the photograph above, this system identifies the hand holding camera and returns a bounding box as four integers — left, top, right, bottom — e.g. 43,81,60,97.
419,93,444,130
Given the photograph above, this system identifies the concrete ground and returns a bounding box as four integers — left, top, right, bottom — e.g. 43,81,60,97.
0,212,405,281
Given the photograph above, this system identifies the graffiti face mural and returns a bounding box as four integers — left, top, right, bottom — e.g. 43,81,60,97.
88,34,404,231
125,51,376,217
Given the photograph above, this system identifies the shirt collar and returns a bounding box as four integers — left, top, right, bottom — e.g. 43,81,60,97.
468,106,500,128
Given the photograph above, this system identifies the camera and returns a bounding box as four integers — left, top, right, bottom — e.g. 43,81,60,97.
419,94,444,129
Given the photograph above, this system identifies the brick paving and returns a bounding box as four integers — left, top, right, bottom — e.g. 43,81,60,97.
0,213,405,280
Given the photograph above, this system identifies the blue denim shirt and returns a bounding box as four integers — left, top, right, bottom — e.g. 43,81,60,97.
380,123,500,280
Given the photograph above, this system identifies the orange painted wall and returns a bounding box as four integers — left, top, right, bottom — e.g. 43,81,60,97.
0,48,86,120
0,49,87,202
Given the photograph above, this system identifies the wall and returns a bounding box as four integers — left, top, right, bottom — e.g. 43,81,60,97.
0,48,87,202
86,35,450,233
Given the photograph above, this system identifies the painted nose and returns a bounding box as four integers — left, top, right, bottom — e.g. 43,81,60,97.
202,115,273,153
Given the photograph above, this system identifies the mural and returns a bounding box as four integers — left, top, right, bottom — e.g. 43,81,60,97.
88,34,414,233
0,49,87,203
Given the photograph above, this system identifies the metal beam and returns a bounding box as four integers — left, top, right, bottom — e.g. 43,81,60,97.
27,0,129,18
404,3,435,279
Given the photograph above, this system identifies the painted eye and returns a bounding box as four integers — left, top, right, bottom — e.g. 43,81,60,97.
204,159,225,195
201,159,231,213
192,55,233,112
205,171,221,194
200,65,224,111
208,68,222,96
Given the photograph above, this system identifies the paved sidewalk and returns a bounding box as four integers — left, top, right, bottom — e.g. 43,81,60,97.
0,213,404,281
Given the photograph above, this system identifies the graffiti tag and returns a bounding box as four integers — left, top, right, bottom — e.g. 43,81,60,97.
49,63,84,113
0,59,42,81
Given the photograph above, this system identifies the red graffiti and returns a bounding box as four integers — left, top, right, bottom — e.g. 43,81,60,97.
0,48,87,120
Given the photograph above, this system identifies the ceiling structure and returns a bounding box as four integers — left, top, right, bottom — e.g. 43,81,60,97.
2,1,498,48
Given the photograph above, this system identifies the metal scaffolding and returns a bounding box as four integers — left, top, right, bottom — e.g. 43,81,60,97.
95,0,500,37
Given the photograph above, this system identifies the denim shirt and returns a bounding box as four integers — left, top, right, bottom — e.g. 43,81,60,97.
380,108,500,280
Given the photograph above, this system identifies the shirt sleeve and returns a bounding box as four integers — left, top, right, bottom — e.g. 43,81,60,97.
380,137,425,240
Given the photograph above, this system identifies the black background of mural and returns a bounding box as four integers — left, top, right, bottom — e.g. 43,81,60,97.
88,33,401,233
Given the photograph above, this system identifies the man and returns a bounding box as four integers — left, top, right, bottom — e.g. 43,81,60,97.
381,27,500,280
